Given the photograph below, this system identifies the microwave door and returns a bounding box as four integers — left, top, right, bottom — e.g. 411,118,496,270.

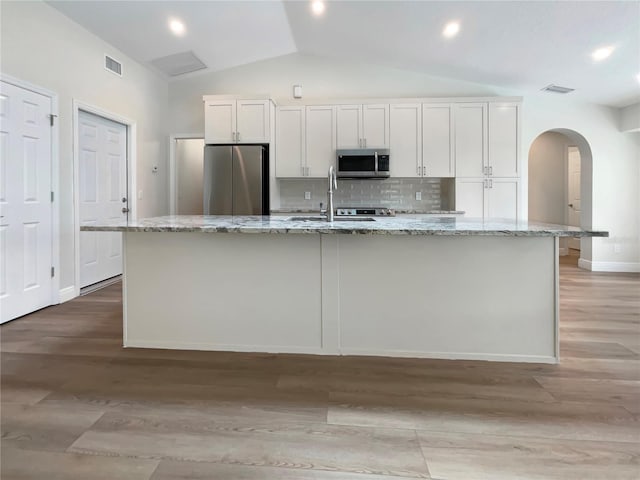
338,153,376,177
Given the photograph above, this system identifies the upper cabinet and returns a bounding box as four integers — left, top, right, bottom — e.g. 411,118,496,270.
336,104,389,149
389,103,422,177
276,106,306,177
488,103,519,177
305,105,336,178
422,104,454,177
204,97,271,144
454,103,487,178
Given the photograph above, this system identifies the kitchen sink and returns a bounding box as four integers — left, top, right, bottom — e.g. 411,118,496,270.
286,216,376,222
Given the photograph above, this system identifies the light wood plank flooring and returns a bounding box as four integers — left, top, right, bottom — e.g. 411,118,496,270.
1,263,639,479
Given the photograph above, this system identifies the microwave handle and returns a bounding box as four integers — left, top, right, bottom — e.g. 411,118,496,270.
374,151,378,172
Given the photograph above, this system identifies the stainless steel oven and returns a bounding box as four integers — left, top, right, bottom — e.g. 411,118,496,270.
336,148,390,179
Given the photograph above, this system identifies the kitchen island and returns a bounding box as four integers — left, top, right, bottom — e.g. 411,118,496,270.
82,216,607,364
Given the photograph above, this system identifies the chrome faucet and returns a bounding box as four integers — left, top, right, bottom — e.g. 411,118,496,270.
326,165,337,222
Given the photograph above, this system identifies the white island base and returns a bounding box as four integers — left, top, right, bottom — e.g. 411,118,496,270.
124,232,558,364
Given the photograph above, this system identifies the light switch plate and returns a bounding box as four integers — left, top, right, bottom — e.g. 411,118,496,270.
415,191,422,201
304,191,311,200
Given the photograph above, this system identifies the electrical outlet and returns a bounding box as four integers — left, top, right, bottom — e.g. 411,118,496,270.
415,191,422,201
304,191,311,200
614,244,621,254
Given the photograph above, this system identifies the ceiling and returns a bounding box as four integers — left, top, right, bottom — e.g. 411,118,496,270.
48,0,640,107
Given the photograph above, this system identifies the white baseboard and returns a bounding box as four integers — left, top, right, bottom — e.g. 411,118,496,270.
578,258,640,273
559,247,568,256
58,286,76,303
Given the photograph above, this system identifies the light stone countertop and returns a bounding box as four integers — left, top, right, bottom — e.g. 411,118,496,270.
270,208,465,215
81,215,609,237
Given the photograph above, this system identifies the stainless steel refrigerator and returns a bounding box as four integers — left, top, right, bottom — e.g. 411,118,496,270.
203,145,269,215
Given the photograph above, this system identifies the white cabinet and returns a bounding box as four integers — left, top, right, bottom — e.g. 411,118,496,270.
456,177,519,220
276,106,306,177
389,103,422,177
454,103,487,178
422,104,454,177
336,104,389,149
204,98,270,144
488,103,519,177
305,105,336,177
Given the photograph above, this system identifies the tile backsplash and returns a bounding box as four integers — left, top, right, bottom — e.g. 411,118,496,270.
278,178,454,211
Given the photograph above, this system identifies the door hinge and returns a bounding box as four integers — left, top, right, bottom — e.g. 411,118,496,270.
51,267,55,278
48,114,58,127
51,191,54,202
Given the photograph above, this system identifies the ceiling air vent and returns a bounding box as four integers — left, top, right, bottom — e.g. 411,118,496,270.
105,55,122,77
151,51,207,77
541,84,574,94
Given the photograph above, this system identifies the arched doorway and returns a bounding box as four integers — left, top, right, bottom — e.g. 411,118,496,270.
528,129,594,267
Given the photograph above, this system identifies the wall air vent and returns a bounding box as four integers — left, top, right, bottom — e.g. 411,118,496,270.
151,51,207,77
105,55,122,77
541,84,575,94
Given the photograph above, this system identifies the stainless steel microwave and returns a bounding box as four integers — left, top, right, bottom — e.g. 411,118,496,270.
336,148,390,179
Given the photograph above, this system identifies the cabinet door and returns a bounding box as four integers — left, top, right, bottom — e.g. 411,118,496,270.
455,178,485,218
454,103,487,177
236,99,270,143
305,106,336,178
362,104,389,148
422,104,453,177
336,105,362,149
204,100,235,144
488,103,519,177
276,107,306,177
487,178,519,220
389,103,422,177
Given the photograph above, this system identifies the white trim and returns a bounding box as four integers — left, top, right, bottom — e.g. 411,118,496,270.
578,258,640,273
72,100,137,296
339,348,558,364
168,133,204,215
124,340,326,355
1,74,61,305
59,286,76,303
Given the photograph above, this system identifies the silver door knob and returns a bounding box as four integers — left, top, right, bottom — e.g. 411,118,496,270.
122,207,130,213
568,204,574,207
122,197,127,203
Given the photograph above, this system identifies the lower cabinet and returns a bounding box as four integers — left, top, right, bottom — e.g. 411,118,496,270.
455,177,519,220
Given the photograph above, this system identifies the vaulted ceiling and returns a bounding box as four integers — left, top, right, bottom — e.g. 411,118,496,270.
47,1,640,107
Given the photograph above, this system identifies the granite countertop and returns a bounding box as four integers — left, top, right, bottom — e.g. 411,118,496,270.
270,208,465,215
81,215,608,237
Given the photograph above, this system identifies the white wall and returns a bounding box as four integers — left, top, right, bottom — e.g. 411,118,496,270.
528,132,571,225
1,1,169,290
620,103,640,132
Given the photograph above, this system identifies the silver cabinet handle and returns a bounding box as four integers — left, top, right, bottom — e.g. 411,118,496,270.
489,166,493,176
484,179,488,189
236,132,240,142
423,166,426,176
489,179,493,188
417,165,420,176
364,138,367,148
232,132,235,142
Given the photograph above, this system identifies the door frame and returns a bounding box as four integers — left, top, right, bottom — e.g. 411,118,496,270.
0,73,60,305
168,133,204,215
72,100,137,297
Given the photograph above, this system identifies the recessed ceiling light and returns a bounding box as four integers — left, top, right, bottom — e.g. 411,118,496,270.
311,1,325,16
443,21,460,38
591,46,614,61
169,18,186,36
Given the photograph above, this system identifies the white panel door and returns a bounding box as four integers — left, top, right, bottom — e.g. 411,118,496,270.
487,178,519,220
79,111,126,288
204,100,235,144
236,100,269,143
0,80,52,323
336,104,362,149
362,104,389,148
567,146,581,250
455,178,485,219
454,103,487,177
276,107,305,177
389,103,422,177
422,104,453,177
488,103,519,177
305,106,336,178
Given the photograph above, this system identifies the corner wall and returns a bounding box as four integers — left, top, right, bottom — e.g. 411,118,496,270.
1,0,169,291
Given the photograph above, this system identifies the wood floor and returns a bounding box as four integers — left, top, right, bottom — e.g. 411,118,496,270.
1,263,639,479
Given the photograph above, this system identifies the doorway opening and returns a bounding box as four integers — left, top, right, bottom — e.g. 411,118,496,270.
528,129,593,268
